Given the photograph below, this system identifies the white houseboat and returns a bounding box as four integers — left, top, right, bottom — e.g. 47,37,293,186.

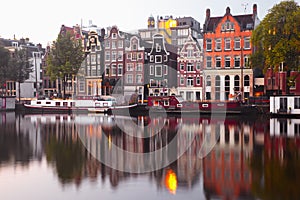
23,96,117,114
270,96,300,117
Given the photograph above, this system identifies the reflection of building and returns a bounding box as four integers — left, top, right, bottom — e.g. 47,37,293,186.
203,120,254,199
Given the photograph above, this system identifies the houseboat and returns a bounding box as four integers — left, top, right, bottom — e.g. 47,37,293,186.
23,96,117,114
270,96,300,118
147,95,258,115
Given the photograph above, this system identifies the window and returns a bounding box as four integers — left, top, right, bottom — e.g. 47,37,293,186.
150,65,154,75
187,63,194,72
155,65,162,76
187,77,194,86
118,51,123,60
105,52,110,61
105,41,110,49
234,38,241,50
127,53,131,59
118,64,123,75
112,51,117,61
111,64,117,75
225,56,231,68
127,63,133,72
180,77,184,85
234,56,240,67
234,75,240,91
225,38,231,50
215,38,221,51
244,37,250,49
132,53,137,61
136,63,142,71
206,39,212,51
136,74,142,83
244,55,250,68
180,63,184,71
295,98,300,109
105,65,110,76
206,76,211,86
244,75,250,86
196,77,201,85
206,56,212,68
155,55,162,63
196,62,201,70
215,57,221,68
215,75,221,100
138,53,143,59
156,43,161,52
112,33,117,39
187,49,193,58
127,74,133,83
112,41,116,49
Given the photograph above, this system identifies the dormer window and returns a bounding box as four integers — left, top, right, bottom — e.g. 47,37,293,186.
222,20,234,31
112,33,117,39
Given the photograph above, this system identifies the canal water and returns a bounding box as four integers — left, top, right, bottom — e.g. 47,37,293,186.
0,112,299,200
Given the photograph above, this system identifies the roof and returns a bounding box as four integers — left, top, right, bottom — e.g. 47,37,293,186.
204,13,254,32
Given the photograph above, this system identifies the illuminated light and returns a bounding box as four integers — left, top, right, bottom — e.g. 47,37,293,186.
165,168,177,195
108,134,112,150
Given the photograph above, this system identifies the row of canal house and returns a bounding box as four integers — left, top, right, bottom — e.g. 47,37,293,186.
72,4,260,102
1,4,266,102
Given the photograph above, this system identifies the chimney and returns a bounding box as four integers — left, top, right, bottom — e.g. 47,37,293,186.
226,7,230,15
253,4,257,16
206,9,210,19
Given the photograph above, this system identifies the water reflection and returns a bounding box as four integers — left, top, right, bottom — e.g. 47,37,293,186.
0,113,299,199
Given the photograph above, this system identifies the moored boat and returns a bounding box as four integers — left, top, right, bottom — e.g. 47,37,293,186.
270,95,300,118
147,95,258,115
23,96,116,114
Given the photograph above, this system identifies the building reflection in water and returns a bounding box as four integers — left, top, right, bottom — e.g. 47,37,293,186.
2,113,300,199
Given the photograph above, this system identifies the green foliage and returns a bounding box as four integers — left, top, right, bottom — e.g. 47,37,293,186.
46,32,85,81
9,48,32,83
251,0,300,72
0,45,10,85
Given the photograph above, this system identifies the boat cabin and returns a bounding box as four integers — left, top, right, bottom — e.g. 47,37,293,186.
270,96,300,117
147,96,184,110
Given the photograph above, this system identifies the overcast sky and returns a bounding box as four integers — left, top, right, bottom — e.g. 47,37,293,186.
1,0,299,47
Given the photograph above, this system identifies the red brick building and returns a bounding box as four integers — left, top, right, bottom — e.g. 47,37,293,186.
203,5,260,100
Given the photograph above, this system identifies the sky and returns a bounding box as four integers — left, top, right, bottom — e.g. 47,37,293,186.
1,0,299,47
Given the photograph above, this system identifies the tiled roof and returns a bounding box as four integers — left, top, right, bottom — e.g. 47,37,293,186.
204,14,254,32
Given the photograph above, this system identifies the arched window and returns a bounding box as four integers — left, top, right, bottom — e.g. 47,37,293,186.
244,75,250,86
234,75,240,91
225,75,230,100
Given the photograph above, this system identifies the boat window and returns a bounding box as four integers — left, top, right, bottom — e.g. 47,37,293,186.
46,102,51,105
56,102,60,106
164,100,169,106
71,102,75,107
202,104,209,108
37,101,41,104
63,102,68,107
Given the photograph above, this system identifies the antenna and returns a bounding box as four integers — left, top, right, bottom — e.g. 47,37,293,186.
242,3,248,13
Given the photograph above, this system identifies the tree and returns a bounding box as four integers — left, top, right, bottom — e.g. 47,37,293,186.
9,48,32,100
46,31,85,99
251,0,300,91
0,45,10,95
